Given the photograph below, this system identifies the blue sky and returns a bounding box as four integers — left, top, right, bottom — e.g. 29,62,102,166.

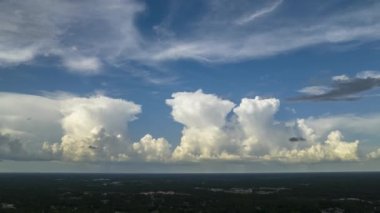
1,0,380,172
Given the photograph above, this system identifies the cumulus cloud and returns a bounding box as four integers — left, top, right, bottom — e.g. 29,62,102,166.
264,131,359,163
166,90,361,162
1,90,379,164
295,119,317,142
367,148,380,159
0,92,171,163
166,90,236,161
299,113,380,141
291,70,380,101
132,134,172,162
166,90,235,128
53,96,141,161
0,92,186,163
0,92,145,162
233,97,282,156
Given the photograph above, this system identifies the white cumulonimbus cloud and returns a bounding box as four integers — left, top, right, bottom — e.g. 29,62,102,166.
46,96,141,161
165,90,361,162
0,92,169,162
2,90,380,164
166,90,236,161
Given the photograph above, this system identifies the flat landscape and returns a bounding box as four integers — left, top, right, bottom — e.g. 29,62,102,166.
0,172,379,212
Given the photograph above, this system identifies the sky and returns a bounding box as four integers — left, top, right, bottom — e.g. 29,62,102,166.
1,0,380,173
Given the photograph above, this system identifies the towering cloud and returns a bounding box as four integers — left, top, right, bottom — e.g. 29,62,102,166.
166,90,236,161
166,90,235,129
0,90,375,164
233,97,281,156
0,92,178,163
0,92,143,161
166,90,361,162
54,96,141,161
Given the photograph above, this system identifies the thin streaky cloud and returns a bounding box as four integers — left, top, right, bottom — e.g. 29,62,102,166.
150,1,380,63
298,86,330,96
1,0,380,71
235,0,283,25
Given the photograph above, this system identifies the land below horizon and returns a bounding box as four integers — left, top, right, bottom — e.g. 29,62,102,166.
0,172,379,212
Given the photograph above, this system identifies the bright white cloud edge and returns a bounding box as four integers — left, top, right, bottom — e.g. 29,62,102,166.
2,90,380,164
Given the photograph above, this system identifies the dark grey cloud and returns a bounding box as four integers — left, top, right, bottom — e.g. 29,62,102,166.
290,74,380,101
0,133,28,160
0,133,52,161
289,137,306,142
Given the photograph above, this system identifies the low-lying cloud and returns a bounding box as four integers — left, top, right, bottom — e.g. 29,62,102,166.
2,91,380,164
0,133,28,160
165,90,361,162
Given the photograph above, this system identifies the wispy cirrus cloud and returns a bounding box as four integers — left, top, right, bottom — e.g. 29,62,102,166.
0,0,144,74
235,0,283,25
1,0,380,74
298,86,330,96
63,56,102,75
148,1,380,63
